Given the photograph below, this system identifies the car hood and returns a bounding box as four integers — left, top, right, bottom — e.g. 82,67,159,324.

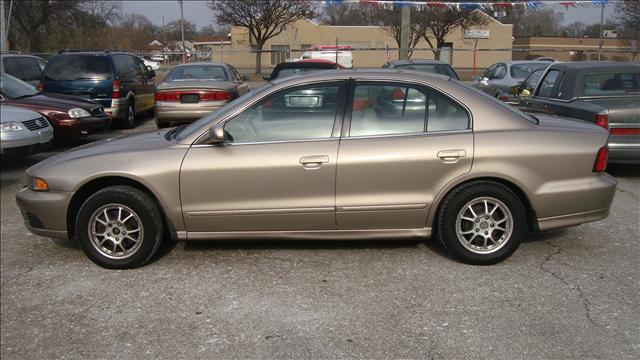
28,130,175,173
15,93,101,111
0,104,43,122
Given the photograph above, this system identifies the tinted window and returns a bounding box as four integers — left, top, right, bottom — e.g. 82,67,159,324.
0,73,39,99
537,69,561,97
275,67,332,79
19,57,43,81
582,72,640,96
510,63,548,80
395,64,459,79
166,65,228,81
44,54,111,81
522,69,544,92
493,64,506,79
349,83,468,137
483,64,497,79
224,83,341,143
3,58,24,79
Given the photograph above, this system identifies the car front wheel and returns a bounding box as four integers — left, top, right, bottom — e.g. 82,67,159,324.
76,185,164,269
437,181,527,265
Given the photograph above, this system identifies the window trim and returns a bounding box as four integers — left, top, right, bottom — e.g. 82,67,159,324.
343,80,471,139
213,80,349,146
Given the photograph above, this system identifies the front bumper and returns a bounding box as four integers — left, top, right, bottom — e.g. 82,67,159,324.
54,115,111,138
1,126,54,155
16,188,73,239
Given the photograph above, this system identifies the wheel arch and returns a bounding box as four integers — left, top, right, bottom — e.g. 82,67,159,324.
66,176,177,241
430,176,539,234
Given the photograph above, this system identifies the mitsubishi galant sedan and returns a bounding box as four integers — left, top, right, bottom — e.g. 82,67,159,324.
16,70,616,269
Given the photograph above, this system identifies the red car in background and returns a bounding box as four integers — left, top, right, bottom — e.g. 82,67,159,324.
0,73,110,139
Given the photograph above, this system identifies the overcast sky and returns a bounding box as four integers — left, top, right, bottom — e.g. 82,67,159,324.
121,0,616,30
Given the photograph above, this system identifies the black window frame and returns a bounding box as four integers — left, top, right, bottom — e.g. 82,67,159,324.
536,69,563,98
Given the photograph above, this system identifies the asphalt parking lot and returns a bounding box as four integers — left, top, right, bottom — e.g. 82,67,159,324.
1,115,638,359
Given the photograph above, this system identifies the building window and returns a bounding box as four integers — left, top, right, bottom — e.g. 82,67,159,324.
271,45,290,65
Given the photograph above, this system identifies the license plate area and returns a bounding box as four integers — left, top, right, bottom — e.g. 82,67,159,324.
181,94,200,103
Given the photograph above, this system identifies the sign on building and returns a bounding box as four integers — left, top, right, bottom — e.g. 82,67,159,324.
464,29,490,39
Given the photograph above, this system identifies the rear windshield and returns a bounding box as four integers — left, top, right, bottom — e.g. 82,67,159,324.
44,54,111,81
582,72,640,96
510,63,549,80
395,64,459,79
165,65,228,81
275,67,332,79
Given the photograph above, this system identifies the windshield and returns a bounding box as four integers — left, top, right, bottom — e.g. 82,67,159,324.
166,65,228,81
44,54,111,81
175,83,273,141
396,64,459,79
0,73,39,99
582,72,640,96
510,63,549,80
276,67,333,79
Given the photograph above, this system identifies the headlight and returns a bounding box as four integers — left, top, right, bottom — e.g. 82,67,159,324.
68,108,91,118
28,176,49,191
0,122,24,132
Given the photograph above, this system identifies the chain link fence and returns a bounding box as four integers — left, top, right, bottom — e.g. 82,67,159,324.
28,47,639,89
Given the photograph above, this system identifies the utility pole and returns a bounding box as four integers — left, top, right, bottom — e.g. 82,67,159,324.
178,0,186,63
399,4,410,60
597,3,604,61
1,0,6,51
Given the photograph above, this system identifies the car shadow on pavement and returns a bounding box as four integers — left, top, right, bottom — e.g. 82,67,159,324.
606,164,640,178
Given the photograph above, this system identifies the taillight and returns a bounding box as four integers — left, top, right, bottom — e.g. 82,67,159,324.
593,146,608,173
594,113,608,130
154,91,230,102
37,81,44,92
112,80,120,98
610,128,640,136
498,94,509,101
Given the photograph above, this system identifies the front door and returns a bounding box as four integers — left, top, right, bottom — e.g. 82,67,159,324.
180,81,347,233
336,81,473,230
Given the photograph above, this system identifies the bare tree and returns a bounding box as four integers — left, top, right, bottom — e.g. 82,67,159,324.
515,8,564,36
319,2,376,26
370,6,422,58
614,0,640,59
207,0,314,74
563,21,587,37
416,8,487,61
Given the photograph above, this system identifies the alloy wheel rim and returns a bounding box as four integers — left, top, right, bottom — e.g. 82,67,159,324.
455,197,513,254
88,204,144,259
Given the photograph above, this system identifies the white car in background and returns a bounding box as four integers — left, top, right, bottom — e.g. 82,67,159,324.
295,45,354,69
142,58,160,71
0,104,54,158
150,54,166,62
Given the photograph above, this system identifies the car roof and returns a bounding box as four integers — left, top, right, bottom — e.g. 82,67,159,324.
548,61,640,71
270,69,451,86
171,62,228,67
389,59,451,66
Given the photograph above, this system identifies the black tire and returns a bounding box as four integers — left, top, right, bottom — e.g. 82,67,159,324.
437,181,527,265
156,119,171,129
123,100,135,129
76,185,164,269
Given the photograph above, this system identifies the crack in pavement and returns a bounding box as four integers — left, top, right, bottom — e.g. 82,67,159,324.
539,241,602,330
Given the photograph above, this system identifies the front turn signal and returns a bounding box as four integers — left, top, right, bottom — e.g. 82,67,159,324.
30,177,49,191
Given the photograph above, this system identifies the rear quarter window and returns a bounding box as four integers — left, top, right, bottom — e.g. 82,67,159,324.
582,72,640,96
19,58,43,81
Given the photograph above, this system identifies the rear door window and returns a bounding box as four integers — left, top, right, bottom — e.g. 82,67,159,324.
44,54,111,81
537,69,561,98
18,57,43,82
3,58,25,79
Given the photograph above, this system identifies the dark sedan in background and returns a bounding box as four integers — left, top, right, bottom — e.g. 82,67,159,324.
520,61,639,164
154,62,249,128
265,59,345,81
1,73,110,139
383,60,460,80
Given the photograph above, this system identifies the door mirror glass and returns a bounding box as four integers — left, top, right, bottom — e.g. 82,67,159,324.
207,122,225,144
521,89,531,98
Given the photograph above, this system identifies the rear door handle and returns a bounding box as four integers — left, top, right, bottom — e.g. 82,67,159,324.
437,150,466,163
299,155,329,169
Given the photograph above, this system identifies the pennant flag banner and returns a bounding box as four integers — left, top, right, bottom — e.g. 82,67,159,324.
328,0,613,8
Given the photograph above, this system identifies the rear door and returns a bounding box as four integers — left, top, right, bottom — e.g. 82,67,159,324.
335,80,473,230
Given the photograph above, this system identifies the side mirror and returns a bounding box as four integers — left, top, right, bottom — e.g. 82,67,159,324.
145,69,156,79
521,89,531,98
242,75,250,81
146,65,153,72
480,77,489,85
207,122,225,144
508,85,519,95
262,75,270,81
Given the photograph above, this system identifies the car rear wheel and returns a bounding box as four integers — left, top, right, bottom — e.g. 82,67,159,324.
437,181,526,265
123,101,135,129
76,185,164,269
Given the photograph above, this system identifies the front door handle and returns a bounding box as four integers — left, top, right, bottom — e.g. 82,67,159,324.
437,150,466,163
300,155,329,169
